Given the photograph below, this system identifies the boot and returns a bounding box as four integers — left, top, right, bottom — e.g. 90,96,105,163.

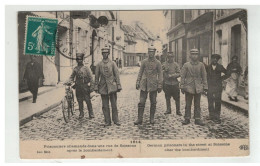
164,97,171,114
88,106,94,119
78,101,84,119
175,99,182,116
134,107,144,125
79,111,84,119
182,119,190,125
195,119,205,126
150,105,156,124
176,110,182,116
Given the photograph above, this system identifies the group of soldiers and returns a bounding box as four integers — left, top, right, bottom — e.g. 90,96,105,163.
67,44,231,127
23,44,234,127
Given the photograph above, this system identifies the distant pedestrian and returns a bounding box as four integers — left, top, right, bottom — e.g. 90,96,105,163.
206,54,228,124
23,55,44,103
225,56,242,102
119,58,122,69
69,53,94,119
134,45,163,125
162,52,182,116
180,49,207,126
94,45,122,127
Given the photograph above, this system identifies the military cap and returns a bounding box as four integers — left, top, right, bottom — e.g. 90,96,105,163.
190,48,199,54
211,54,221,60
101,45,110,53
148,45,156,51
76,53,84,59
167,52,174,57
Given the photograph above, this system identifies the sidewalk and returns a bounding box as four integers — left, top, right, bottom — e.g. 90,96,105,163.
19,85,65,126
221,92,248,114
19,86,57,102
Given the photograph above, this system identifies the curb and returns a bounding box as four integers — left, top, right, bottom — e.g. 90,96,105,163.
221,100,248,116
19,100,62,126
201,93,248,116
19,87,56,102
19,93,100,126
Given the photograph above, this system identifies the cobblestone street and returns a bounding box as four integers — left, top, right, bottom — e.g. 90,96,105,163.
20,67,249,141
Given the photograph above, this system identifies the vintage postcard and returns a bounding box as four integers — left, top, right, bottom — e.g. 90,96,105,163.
18,9,249,159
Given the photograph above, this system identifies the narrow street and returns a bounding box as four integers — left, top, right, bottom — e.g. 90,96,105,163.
20,67,249,141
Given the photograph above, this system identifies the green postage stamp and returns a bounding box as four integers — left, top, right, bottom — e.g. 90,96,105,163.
24,16,58,56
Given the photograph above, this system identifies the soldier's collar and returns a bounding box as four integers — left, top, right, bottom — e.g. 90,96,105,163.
148,57,155,62
102,58,110,63
190,61,199,65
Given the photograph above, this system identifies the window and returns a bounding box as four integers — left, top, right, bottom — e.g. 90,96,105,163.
175,10,184,25
185,10,192,22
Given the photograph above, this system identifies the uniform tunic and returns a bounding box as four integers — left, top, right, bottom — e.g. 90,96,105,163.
136,58,163,92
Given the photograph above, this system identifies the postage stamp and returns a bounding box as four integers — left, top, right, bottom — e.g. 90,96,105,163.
24,16,58,56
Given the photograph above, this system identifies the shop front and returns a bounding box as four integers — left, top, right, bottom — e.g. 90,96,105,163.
186,12,213,65
168,23,186,66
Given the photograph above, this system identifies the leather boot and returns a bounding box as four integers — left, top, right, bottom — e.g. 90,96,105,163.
182,119,190,125
134,107,144,125
195,119,205,126
78,101,84,119
150,105,156,124
164,97,171,114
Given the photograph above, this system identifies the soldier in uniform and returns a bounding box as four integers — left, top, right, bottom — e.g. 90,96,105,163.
162,52,182,116
134,46,163,125
69,53,94,119
180,49,207,126
94,46,122,127
23,55,45,103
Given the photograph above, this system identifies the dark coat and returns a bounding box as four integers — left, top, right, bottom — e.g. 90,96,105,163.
23,61,44,82
226,62,242,76
69,65,94,96
206,63,227,92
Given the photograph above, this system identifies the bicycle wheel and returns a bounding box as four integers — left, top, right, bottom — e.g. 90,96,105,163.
62,97,70,123
71,91,75,115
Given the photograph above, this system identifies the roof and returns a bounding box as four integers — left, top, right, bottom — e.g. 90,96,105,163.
135,22,155,41
121,25,137,43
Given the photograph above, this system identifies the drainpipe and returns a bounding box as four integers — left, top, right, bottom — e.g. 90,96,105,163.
112,26,115,61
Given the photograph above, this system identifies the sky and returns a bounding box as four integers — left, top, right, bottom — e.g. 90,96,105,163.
119,10,167,42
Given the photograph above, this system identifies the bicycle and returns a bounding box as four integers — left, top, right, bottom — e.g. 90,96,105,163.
61,82,75,123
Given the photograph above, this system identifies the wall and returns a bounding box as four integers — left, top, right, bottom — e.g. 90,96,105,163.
215,17,247,70
135,39,148,53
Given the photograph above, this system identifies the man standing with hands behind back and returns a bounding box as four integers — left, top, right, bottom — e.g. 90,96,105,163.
162,52,182,116
134,45,163,125
180,48,208,126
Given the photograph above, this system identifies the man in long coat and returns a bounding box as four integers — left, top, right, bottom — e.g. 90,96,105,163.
23,55,44,103
94,46,122,127
180,49,208,126
134,46,163,125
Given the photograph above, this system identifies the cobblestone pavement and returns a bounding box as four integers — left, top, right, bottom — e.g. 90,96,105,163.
20,67,249,140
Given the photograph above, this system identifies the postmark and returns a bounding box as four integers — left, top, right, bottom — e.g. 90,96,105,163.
24,16,58,56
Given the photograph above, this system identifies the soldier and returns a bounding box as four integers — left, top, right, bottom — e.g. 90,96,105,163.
162,52,182,116
94,46,122,127
23,55,45,103
69,53,94,119
180,48,207,126
206,54,227,124
134,45,163,125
